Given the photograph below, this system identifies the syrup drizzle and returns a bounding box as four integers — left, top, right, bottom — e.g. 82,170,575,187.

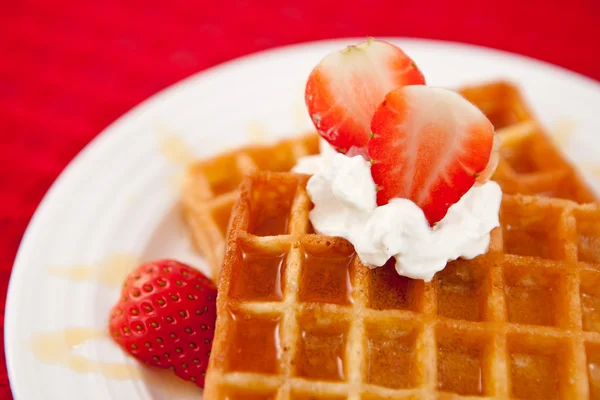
45,253,139,287
31,328,140,380
155,126,197,191
293,100,311,129
157,128,196,166
550,118,576,148
30,328,201,397
588,164,600,180
547,119,600,186
246,121,269,144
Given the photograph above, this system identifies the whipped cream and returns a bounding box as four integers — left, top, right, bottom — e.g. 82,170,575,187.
293,141,502,281
293,138,340,174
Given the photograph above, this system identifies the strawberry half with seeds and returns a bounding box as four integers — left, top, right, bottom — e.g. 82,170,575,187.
306,39,425,154
109,259,217,388
369,86,496,224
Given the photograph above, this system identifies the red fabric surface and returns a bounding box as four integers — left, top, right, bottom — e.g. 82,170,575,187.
1,0,599,397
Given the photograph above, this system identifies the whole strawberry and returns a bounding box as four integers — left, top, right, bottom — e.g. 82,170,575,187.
109,259,217,387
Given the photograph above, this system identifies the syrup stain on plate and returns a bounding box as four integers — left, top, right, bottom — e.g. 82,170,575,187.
167,172,188,192
31,328,140,380
30,328,200,398
155,126,197,190
292,81,313,130
583,163,600,187
549,117,576,148
157,127,196,166
45,253,139,287
293,99,312,130
246,121,269,144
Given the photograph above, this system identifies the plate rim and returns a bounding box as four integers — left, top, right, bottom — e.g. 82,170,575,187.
5,36,600,399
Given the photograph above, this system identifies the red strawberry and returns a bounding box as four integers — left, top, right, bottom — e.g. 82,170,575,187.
109,260,217,388
305,39,425,154
369,86,496,224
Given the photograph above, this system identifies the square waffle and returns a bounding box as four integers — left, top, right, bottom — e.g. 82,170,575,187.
205,171,600,399
181,134,319,272
460,81,595,202
181,81,597,276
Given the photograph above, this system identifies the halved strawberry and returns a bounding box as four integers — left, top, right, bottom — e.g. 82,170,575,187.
369,86,496,224
305,39,425,153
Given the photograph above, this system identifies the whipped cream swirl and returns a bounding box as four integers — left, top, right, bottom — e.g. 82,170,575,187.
293,140,502,281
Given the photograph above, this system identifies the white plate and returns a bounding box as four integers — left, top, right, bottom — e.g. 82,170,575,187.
6,38,600,399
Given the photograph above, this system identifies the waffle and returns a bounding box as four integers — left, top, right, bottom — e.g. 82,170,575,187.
181,134,319,275
182,81,597,276
460,81,595,203
205,171,600,400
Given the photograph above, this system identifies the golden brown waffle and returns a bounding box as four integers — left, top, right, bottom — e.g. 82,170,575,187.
460,81,595,203
182,81,597,276
205,171,600,400
181,134,319,275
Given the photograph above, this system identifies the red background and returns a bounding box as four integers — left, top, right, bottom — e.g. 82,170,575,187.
1,0,599,397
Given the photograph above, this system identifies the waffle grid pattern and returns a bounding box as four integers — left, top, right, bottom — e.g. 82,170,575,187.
205,172,600,400
181,134,319,274
182,81,597,276
460,82,596,204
